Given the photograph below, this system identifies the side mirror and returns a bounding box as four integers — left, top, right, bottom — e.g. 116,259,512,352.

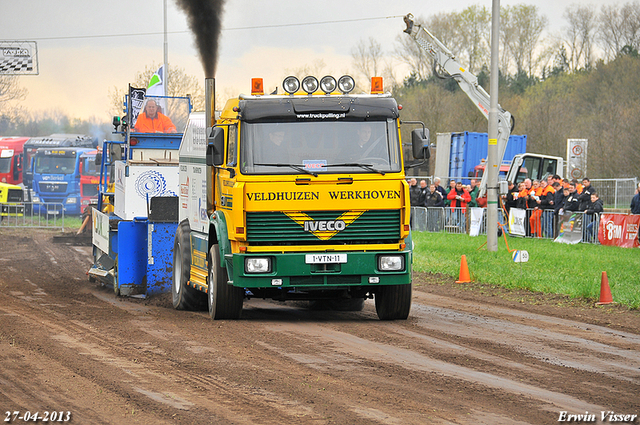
411,128,430,159
95,152,102,166
206,126,225,166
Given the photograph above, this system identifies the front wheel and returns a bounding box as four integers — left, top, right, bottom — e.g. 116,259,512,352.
207,244,243,319
375,284,412,320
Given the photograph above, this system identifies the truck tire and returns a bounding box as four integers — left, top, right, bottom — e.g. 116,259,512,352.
172,220,203,310
375,284,412,320
113,256,120,296
207,244,243,319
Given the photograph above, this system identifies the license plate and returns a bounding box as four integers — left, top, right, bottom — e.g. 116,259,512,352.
305,254,347,264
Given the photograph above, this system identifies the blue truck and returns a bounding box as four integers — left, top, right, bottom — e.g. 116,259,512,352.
22,134,95,190
31,147,94,215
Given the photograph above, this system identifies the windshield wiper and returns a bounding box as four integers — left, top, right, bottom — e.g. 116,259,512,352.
325,163,386,175
253,163,318,177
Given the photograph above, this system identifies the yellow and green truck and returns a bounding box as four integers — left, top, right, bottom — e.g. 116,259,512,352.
173,76,429,320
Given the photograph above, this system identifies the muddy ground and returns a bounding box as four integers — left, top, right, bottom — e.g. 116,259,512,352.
0,228,639,424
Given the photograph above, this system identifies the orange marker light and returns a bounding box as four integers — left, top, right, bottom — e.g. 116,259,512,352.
371,77,383,94
251,78,264,95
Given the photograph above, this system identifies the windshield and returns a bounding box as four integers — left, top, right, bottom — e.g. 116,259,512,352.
240,120,401,175
132,96,191,134
35,155,76,175
0,158,10,174
82,157,100,176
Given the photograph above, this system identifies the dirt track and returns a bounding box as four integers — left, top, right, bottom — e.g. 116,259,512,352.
1,229,639,424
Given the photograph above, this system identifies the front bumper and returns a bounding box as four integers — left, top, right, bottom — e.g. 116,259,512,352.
230,250,412,289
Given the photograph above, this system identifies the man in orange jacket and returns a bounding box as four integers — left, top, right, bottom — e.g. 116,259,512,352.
134,99,177,133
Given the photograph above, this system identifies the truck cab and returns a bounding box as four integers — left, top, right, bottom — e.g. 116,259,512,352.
507,153,564,184
22,134,95,201
79,150,101,212
0,182,24,219
174,76,430,320
31,147,93,215
0,137,28,185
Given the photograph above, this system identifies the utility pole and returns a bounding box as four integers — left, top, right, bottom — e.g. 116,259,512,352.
163,0,169,96
486,0,501,251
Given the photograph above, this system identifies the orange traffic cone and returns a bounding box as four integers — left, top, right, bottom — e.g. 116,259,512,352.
456,255,472,283
596,271,614,305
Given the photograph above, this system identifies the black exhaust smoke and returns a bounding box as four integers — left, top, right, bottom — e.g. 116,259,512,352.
175,0,226,78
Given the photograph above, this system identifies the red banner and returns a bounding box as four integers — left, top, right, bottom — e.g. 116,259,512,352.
598,214,640,248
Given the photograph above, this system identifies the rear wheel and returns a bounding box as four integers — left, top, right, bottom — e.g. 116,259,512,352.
207,244,243,319
375,284,412,320
172,220,203,310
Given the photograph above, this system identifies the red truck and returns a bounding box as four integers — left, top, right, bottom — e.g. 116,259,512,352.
0,137,29,185
79,149,101,211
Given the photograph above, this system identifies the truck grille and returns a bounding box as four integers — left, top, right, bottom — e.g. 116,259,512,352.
38,181,68,193
7,189,23,202
246,210,400,245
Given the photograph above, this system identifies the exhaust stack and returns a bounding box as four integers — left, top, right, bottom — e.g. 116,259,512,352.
205,77,215,128
205,77,216,215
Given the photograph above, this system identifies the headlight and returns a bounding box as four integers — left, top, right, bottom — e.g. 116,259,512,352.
245,257,271,273
283,76,300,94
320,76,337,94
32,196,41,203
378,255,404,271
338,75,355,94
301,76,319,94
66,197,77,204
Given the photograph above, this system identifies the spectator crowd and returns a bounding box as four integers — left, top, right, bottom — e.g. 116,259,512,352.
409,176,640,239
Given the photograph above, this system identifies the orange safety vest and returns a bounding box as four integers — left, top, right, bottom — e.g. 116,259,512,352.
134,112,177,133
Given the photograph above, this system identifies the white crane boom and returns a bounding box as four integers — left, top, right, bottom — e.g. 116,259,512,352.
403,13,513,196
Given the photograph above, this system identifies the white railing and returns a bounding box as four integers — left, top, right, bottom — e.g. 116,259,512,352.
0,203,65,231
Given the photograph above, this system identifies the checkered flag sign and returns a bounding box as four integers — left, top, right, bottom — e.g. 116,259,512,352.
0,41,39,75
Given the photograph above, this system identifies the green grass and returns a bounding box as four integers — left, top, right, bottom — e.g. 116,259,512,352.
412,232,640,309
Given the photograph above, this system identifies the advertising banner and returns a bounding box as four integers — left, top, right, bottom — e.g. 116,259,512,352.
0,41,38,75
92,209,110,254
469,207,484,237
555,213,583,244
598,214,640,248
508,208,526,236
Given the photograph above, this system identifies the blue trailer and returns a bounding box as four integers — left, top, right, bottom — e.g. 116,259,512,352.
88,94,191,297
435,131,527,184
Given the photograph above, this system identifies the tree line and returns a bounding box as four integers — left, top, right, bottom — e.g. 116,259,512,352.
354,2,640,179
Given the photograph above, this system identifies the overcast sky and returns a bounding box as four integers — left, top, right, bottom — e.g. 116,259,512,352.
1,0,611,121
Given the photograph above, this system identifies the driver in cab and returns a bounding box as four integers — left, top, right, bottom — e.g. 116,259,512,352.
341,123,387,162
134,99,177,133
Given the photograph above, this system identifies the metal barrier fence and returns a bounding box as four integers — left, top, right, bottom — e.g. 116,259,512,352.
589,178,637,209
0,203,65,231
411,206,611,244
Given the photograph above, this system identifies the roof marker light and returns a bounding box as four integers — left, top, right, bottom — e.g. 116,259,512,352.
301,76,319,94
338,75,355,94
283,76,300,94
320,76,337,94
371,77,383,94
251,78,264,95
